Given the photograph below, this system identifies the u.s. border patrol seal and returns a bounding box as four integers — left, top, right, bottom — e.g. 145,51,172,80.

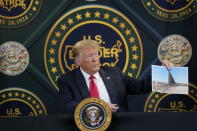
0,88,47,117
74,98,112,131
158,34,192,66
0,41,29,76
141,0,197,22
0,0,43,28
44,5,143,90
144,83,197,112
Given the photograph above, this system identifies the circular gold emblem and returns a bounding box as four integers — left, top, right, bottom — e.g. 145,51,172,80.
141,0,197,22
0,41,29,76
158,34,192,66
0,0,43,28
44,5,143,90
74,98,112,131
144,83,197,112
0,88,47,117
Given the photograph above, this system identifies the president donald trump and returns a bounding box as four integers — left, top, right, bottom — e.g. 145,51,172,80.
58,39,173,113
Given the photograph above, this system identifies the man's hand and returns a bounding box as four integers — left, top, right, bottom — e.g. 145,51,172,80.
107,103,119,112
161,60,174,70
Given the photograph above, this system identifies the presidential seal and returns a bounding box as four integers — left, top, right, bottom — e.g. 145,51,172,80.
0,0,43,28
44,5,143,90
158,34,192,66
74,98,112,131
141,0,197,22
0,41,29,76
144,83,197,112
0,88,47,117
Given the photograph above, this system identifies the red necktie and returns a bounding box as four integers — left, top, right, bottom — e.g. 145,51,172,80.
89,75,100,98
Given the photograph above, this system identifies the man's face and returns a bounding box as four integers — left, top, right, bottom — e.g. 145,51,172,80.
76,48,100,75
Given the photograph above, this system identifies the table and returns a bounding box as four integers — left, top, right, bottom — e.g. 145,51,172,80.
0,112,196,131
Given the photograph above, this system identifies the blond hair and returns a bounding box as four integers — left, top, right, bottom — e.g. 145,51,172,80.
73,40,99,57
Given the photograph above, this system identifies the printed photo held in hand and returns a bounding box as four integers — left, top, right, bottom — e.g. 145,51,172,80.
152,65,188,94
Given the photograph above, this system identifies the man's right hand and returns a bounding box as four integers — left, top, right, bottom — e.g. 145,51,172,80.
107,103,119,112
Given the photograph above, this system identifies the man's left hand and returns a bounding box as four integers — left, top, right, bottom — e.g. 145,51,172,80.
161,60,174,70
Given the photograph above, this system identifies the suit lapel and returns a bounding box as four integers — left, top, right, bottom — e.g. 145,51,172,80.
75,68,90,99
99,69,118,104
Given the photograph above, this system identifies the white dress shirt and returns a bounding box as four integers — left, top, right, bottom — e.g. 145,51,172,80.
80,68,111,103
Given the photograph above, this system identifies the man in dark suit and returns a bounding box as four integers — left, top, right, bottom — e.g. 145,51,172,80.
58,40,173,113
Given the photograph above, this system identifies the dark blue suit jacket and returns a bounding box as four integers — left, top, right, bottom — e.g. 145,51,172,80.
58,67,151,113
